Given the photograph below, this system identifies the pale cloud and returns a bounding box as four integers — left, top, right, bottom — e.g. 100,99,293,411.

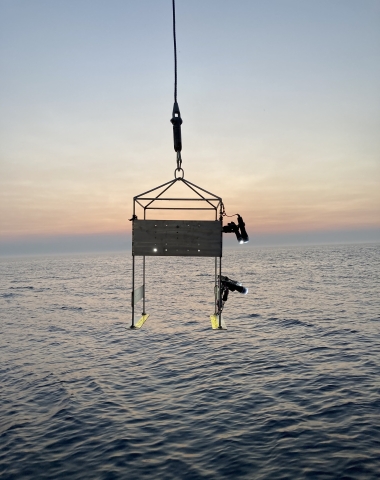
1,0,379,248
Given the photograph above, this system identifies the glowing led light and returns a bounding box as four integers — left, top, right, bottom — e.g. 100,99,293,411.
153,248,157,252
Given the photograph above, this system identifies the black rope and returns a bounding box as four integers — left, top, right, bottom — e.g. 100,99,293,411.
170,0,183,172
172,0,178,103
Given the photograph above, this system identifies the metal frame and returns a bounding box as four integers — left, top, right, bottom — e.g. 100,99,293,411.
131,176,224,328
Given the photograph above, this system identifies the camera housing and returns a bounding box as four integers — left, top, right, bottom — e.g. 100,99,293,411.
222,215,249,244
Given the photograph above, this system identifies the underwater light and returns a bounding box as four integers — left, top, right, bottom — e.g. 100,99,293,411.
237,215,249,243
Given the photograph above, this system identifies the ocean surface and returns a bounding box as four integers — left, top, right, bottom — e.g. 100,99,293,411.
1,243,379,479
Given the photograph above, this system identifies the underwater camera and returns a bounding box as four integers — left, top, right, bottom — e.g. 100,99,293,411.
222,215,249,244
220,275,248,302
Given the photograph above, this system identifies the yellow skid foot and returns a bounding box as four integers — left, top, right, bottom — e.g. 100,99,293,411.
210,314,227,330
131,314,150,329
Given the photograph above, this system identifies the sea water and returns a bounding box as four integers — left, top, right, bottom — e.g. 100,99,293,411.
1,244,379,479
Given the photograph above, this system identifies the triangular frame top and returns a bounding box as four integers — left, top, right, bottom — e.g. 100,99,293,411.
134,177,223,215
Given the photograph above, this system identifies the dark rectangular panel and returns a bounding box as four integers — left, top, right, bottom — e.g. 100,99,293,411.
133,220,222,257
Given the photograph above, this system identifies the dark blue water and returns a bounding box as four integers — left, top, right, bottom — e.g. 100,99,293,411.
1,244,379,479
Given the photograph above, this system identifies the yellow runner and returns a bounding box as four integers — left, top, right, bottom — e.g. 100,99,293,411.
135,314,150,329
210,314,227,330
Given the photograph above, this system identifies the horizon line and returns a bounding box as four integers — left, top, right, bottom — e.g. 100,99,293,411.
0,227,379,257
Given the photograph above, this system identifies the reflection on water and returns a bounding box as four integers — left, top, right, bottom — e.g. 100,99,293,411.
1,244,379,479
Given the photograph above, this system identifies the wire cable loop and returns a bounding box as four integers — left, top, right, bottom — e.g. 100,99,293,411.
176,151,182,170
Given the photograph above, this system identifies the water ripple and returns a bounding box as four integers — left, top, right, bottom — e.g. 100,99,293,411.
0,244,379,479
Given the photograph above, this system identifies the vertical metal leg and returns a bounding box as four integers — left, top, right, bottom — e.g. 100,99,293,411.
142,255,146,315
131,254,135,328
218,256,222,328
214,257,217,314
142,206,147,317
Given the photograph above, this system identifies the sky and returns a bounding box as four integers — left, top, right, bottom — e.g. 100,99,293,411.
0,0,379,255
